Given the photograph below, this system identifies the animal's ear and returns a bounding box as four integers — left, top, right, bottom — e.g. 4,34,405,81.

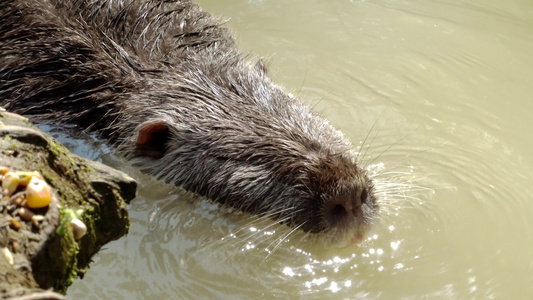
135,121,172,159
254,58,267,74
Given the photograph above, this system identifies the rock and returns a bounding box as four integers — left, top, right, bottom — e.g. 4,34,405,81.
0,109,137,297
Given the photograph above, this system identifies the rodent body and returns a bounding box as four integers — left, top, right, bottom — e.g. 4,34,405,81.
0,0,378,247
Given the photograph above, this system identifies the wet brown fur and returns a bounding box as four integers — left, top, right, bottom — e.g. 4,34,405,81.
0,0,378,245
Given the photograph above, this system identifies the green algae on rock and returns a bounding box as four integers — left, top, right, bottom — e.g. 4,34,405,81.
0,109,137,297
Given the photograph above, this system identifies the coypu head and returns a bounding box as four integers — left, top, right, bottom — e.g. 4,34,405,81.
131,78,378,248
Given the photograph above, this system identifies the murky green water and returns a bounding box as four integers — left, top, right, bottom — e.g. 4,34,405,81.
63,0,533,299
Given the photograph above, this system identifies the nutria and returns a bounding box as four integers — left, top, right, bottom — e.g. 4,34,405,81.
0,0,378,247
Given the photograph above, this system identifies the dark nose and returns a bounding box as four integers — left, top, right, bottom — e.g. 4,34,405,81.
324,188,368,227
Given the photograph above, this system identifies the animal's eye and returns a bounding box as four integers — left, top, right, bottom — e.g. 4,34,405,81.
360,188,368,204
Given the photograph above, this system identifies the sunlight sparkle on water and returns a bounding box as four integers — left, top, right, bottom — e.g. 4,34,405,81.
394,263,404,270
304,264,316,275
391,241,401,251
282,267,295,277
313,277,328,286
244,242,255,250
367,162,385,173
328,281,340,293
345,280,352,288
295,248,311,256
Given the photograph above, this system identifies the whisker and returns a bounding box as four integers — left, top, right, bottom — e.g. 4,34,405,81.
200,205,307,259
262,221,307,263
376,140,449,168
365,127,420,168
358,103,392,161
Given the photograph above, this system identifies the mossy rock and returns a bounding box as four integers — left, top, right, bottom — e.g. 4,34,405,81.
0,109,136,297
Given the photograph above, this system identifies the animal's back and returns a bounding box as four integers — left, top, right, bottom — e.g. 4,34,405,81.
0,0,233,136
